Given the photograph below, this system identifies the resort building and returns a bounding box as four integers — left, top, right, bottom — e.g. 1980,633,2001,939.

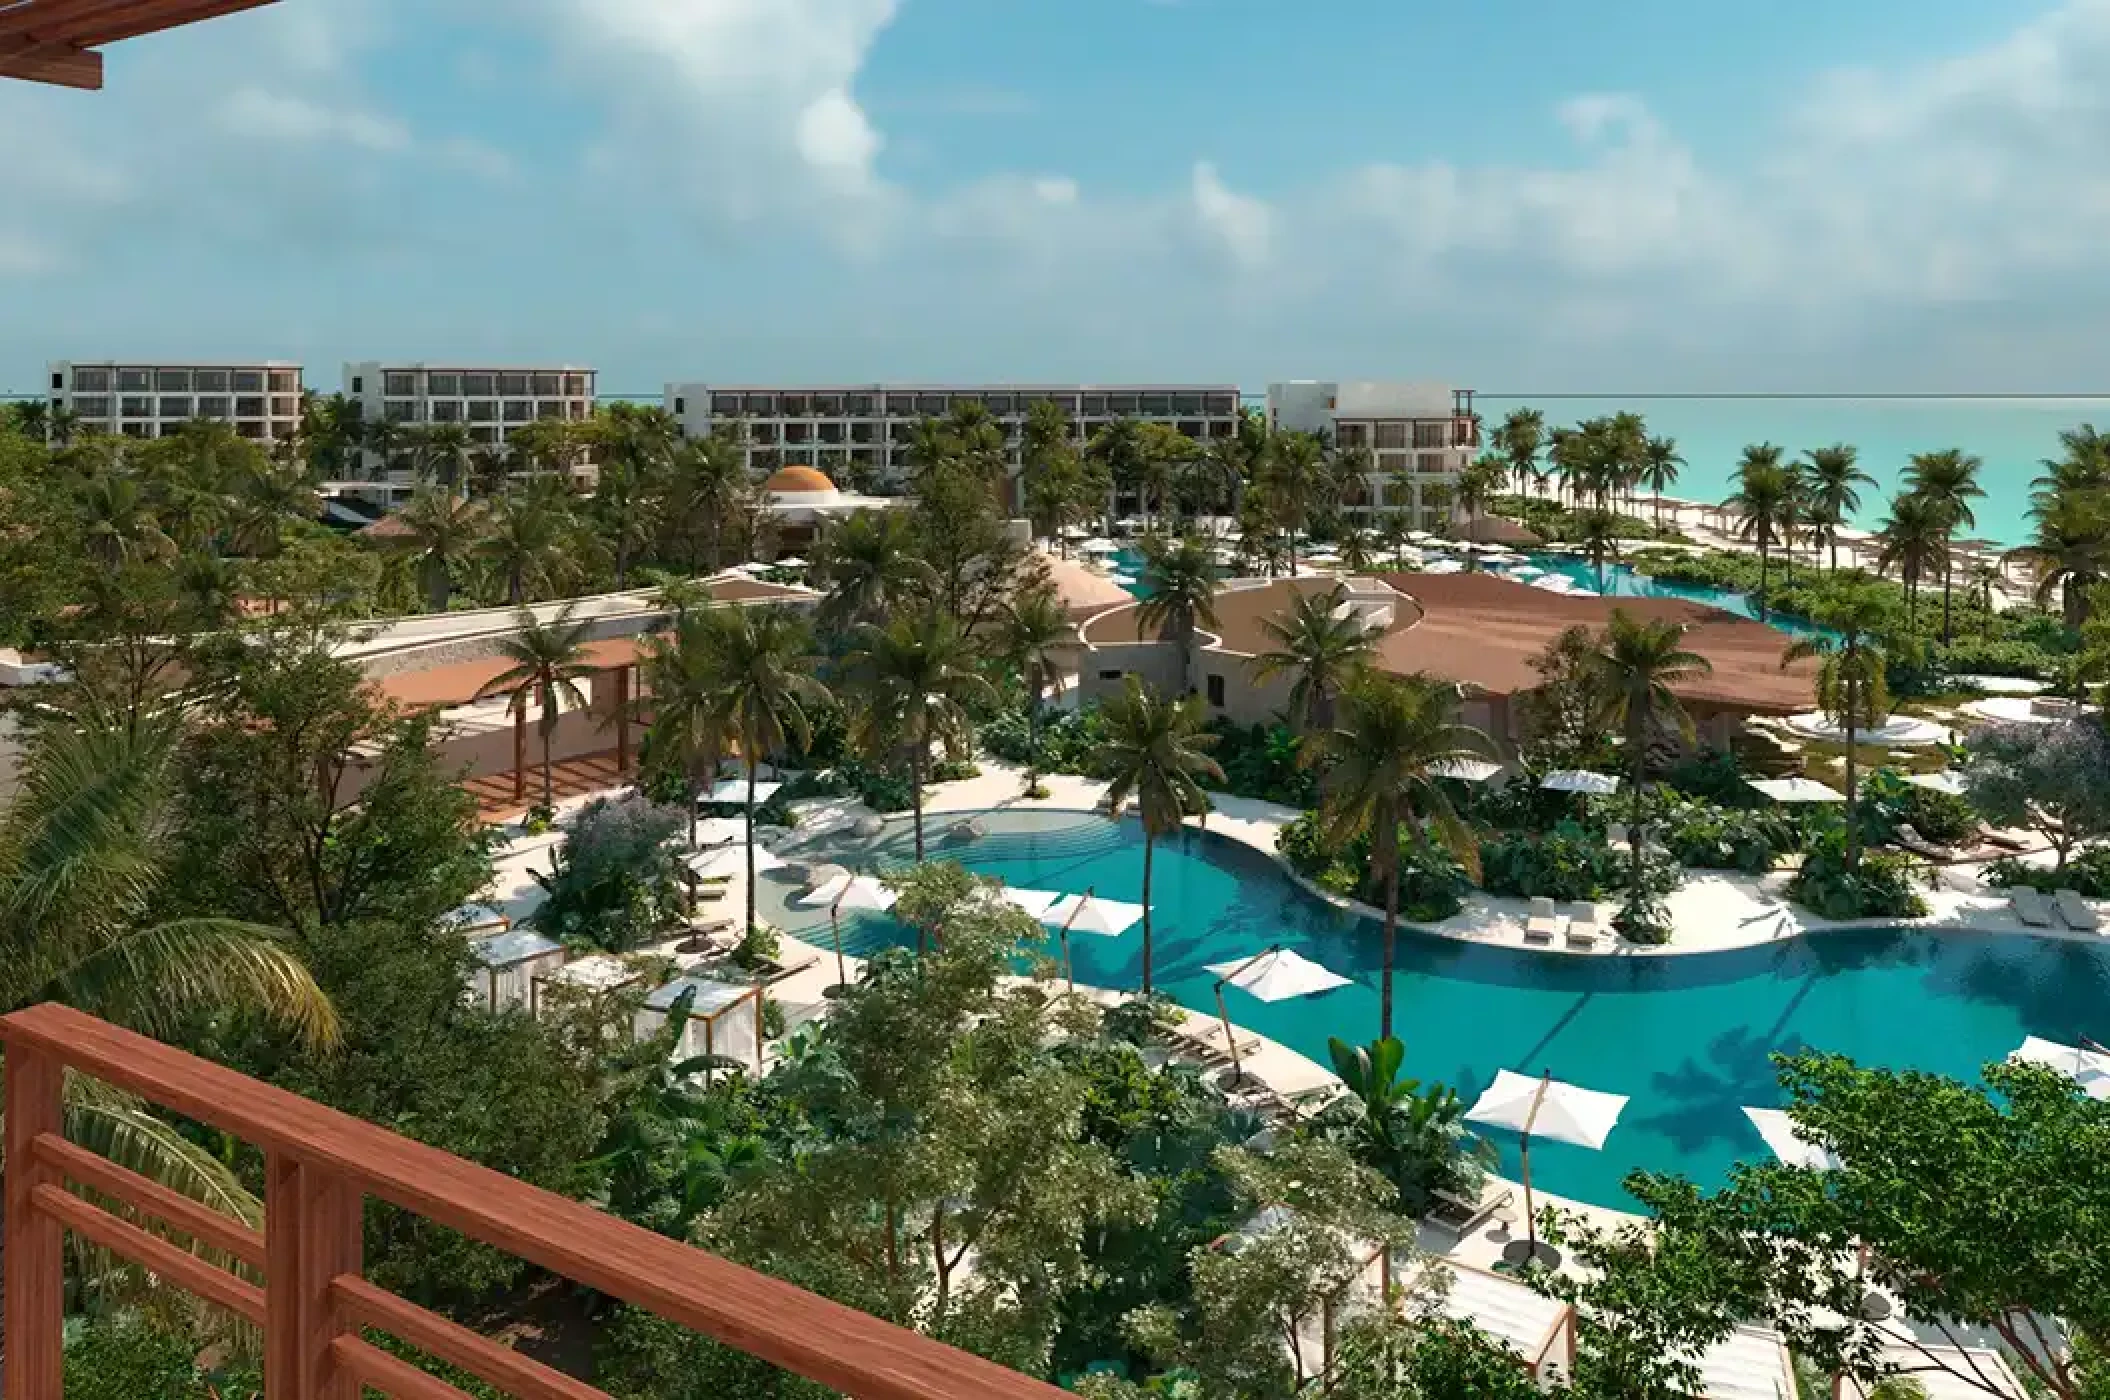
44,360,304,442
1265,382,1479,531
660,381,1245,497
756,465,908,550
340,362,598,500
1076,572,1816,751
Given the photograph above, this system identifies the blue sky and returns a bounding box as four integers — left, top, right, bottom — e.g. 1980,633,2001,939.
5,0,2108,396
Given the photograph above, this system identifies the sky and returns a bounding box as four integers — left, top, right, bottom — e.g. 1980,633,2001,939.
6,0,2110,397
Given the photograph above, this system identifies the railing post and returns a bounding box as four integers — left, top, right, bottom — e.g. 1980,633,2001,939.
264,1152,363,1400
4,1045,65,1400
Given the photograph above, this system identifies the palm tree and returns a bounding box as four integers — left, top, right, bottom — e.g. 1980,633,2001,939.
1491,408,1547,500
481,484,575,605
1799,444,1874,571
1573,508,1622,594
1875,491,1950,632
1902,449,1984,643
1455,455,1506,552
688,607,826,936
642,613,732,849
1725,447,1794,621
1250,582,1377,731
1087,417,1149,527
1334,526,1377,575
473,607,596,815
1782,576,1897,872
814,509,935,634
8,398,51,440
1137,533,1222,696
1264,432,1336,573
2019,490,2110,626
228,459,321,558
396,488,483,612
1303,675,1484,1038
664,431,748,573
999,585,1072,758
1640,436,1683,532
409,422,474,492
1097,678,1223,996
843,610,995,862
1586,610,1713,901
78,473,175,568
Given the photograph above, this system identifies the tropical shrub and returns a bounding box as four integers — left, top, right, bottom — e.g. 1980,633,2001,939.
1860,769,1977,846
532,794,688,951
1479,822,1625,901
1986,846,2110,899
1788,826,1928,920
1275,813,1470,920
1656,796,1801,873
1663,747,1753,806
833,757,914,813
1203,719,1317,808
1312,1037,1490,1215
979,702,1111,777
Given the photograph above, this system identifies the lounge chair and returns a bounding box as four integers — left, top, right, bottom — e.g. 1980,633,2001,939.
2055,889,2101,932
1160,1019,1259,1067
2010,888,2056,929
1424,1183,1515,1240
1524,897,1566,945
1563,903,1605,950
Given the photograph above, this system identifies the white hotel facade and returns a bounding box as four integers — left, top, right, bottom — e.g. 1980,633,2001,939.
46,361,303,442
1266,380,1480,530
340,362,598,501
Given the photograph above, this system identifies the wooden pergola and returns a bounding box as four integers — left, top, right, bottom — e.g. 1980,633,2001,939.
0,0,279,90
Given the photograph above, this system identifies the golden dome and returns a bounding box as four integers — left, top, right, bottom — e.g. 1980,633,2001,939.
764,465,836,494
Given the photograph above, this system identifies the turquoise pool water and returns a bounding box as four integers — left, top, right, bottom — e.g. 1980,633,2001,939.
767,809,2110,1212
1516,553,1837,642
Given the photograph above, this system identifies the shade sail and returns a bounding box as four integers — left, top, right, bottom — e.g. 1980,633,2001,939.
1541,770,1621,796
1747,777,1846,804
997,887,1062,919
798,873,897,913
690,816,747,848
685,843,787,880
1465,1069,1629,1150
1432,757,1503,784
1206,948,1352,1002
1043,893,1145,936
1742,1107,1843,1170
2011,1036,2110,1100
701,778,784,806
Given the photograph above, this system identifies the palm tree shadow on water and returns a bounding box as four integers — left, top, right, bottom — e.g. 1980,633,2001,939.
1933,932,2110,1046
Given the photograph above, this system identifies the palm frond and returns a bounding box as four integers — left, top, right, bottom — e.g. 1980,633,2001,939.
50,917,339,1049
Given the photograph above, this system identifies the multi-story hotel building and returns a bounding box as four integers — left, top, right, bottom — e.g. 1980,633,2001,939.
661,382,1245,494
339,362,598,499
46,361,304,442
1265,381,1479,530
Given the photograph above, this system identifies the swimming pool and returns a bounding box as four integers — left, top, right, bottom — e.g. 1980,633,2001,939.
765,809,2110,1212
1518,554,1836,642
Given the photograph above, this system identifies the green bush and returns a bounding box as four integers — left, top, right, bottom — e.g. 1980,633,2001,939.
1788,825,1928,920
1664,747,1753,806
1986,846,2110,899
1861,769,1977,845
1657,796,1800,873
833,758,915,813
930,757,981,782
1203,719,1316,808
532,795,688,952
1275,813,1469,920
1479,822,1624,901
980,703,1110,777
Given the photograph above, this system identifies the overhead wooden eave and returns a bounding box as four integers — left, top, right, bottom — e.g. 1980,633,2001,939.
0,0,282,91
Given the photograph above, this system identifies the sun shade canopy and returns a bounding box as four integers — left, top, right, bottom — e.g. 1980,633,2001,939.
1206,948,1352,1002
1465,1069,1629,1151
1042,893,1145,936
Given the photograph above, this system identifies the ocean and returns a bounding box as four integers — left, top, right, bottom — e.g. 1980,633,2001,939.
1471,396,2110,548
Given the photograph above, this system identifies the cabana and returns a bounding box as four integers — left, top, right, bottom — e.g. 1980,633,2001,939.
635,975,767,1076
466,929,566,1013
1682,1325,1796,1400
531,952,644,1018
1329,1256,1572,1382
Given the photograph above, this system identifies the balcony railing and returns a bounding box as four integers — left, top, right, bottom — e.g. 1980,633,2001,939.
1,1002,1067,1400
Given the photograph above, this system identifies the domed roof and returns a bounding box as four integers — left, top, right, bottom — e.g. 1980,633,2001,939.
764,465,836,495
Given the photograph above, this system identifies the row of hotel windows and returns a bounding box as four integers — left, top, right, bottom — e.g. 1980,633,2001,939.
382,400,593,425
371,372,592,399
61,368,298,394
1335,421,1477,451
740,417,1240,447
692,391,1241,419
63,396,299,420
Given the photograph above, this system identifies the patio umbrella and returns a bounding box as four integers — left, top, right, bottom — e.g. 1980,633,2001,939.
701,777,785,806
1746,778,1846,804
800,863,851,894
1741,1107,1843,1170
1465,1069,1629,1267
686,843,786,881
1542,770,1621,796
772,556,809,569
1043,890,1146,990
1432,757,1503,784
1206,947,1353,1081
690,816,746,849
2010,1036,2110,1101
996,887,1062,919
798,872,896,986
1903,770,1968,797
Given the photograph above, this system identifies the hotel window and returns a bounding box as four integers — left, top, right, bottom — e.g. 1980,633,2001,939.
987,394,1014,413
121,423,149,438
430,401,461,423
840,394,868,414
1414,422,1448,449
427,372,460,396
819,423,844,444
751,423,779,444
237,422,263,440
889,422,914,443
383,372,416,396
785,424,812,444
470,426,499,444
1178,420,1203,438
154,369,190,392
850,422,876,443
1056,395,1080,413
157,396,194,418
350,376,365,393
712,394,742,415
1173,394,1201,415
916,395,946,415
673,397,687,415
1417,453,1448,473
272,397,298,419
120,397,152,418
498,373,529,396
1099,670,1124,682
235,396,266,418
528,373,557,397
886,394,914,415
467,400,496,422
743,394,776,414
385,400,417,423
1082,395,1108,415
73,396,110,418
463,373,495,397
118,369,150,392
1378,452,1408,475
781,395,809,417
503,400,532,422
233,370,264,393
537,402,563,420
74,369,111,392
567,401,587,419
269,370,298,393
196,396,228,418
192,369,228,392
1139,394,1170,415
1207,674,1226,708
1337,424,1369,449
1206,393,1236,414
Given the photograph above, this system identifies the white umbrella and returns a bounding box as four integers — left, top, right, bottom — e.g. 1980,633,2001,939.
1531,575,1577,593
1506,565,1546,579
1206,946,1351,1080
1465,1069,1629,1265
1542,770,1621,796
1432,757,1503,784
1405,530,1436,543
1903,770,1968,797
2011,1036,2110,1101
701,778,785,806
1746,777,1846,804
996,887,1062,919
1742,1107,1843,1170
1421,559,1465,575
690,816,747,849
1044,891,1146,991
772,556,809,568
799,863,851,894
686,843,786,880
798,873,896,985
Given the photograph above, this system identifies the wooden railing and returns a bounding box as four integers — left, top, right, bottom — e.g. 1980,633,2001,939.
0,1002,1070,1400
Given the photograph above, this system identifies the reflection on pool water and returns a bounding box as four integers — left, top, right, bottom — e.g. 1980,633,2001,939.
762,809,2110,1212
1518,554,1837,642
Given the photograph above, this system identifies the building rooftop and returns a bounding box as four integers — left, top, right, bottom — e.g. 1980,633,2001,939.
1081,577,1420,656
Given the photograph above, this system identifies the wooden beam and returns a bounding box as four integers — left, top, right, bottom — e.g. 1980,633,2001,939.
0,32,102,89
70,0,282,49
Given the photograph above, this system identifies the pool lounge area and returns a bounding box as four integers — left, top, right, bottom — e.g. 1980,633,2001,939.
762,808,2110,1213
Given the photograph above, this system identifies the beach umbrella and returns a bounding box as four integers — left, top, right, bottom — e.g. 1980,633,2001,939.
686,843,785,881
1207,946,1352,1081
798,872,896,986
690,816,747,849
2011,1036,2110,1101
772,555,809,569
1421,559,1465,575
1405,530,1436,543
800,863,851,894
701,777,784,806
1745,778,1847,804
1043,890,1146,989
1542,769,1621,796
1742,1107,1843,1170
1902,770,1968,797
1432,757,1503,784
1465,1069,1629,1267
996,887,1062,919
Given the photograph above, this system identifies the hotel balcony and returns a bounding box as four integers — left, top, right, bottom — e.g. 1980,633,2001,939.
0,1002,1063,1399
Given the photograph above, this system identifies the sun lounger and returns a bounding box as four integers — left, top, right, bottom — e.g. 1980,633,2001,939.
1563,903,1605,950
2055,889,2101,931
2010,888,2056,929
1160,1019,1260,1066
1524,897,1566,946
1424,1184,1516,1240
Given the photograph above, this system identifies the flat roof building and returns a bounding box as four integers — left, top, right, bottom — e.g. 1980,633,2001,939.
1266,381,1479,531
46,360,303,443
340,362,598,504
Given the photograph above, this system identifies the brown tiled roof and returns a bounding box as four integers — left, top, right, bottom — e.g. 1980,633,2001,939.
376,637,646,710
1081,578,1423,655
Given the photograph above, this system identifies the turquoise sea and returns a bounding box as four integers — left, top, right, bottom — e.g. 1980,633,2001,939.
1474,396,2110,547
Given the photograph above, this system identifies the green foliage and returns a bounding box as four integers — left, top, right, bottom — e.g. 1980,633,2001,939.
981,701,1112,776
833,756,915,812
1787,822,1928,919
1656,795,1803,873
1313,1037,1489,1214
1986,845,2110,898
1963,719,2110,867
1276,813,1469,920
1480,822,1626,901
532,794,688,952
61,1314,262,1400
1202,720,1317,807
1494,494,1672,542
1859,768,1977,845
1663,745,1753,805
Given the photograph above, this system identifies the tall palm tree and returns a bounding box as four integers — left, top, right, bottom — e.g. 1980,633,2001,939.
1334,526,1377,574
843,609,995,863
1492,408,1547,500
1640,436,1683,533
1875,491,1950,632
691,607,827,936
1264,432,1336,573
1087,417,1149,527
1781,576,1897,872
1250,582,1376,731
486,480,578,605
1455,455,1506,552
409,422,474,492
228,459,320,558
1902,449,1985,643
641,613,732,849
1585,610,1713,900
814,509,936,634
396,488,483,612
1573,508,1622,594
999,585,1072,755
8,398,51,440
1097,678,1223,996
473,607,596,815
1302,674,1484,1039
1799,444,1874,571
664,430,748,573
1137,533,1222,696
2019,490,2110,627
1725,447,1794,621
78,473,176,568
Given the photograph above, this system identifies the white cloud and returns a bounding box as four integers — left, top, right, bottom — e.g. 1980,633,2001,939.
795,88,883,182
1190,162,1272,268
1031,176,1080,207
218,87,411,152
